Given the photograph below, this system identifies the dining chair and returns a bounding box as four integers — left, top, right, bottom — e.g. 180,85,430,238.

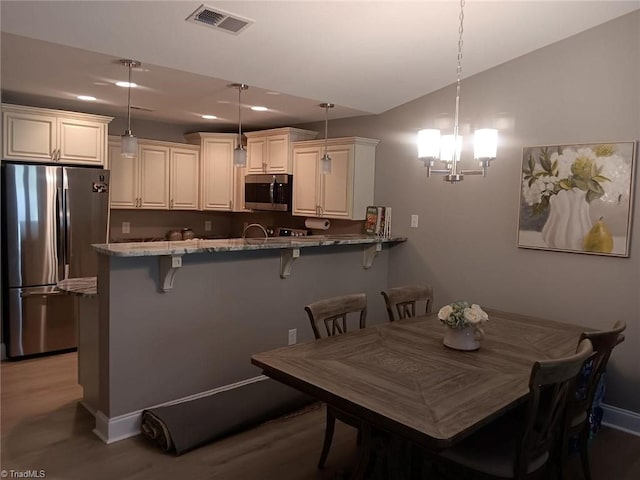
433,338,594,480
304,293,367,468
560,321,626,480
380,284,433,322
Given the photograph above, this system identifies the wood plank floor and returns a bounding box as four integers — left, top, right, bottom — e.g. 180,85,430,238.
1,352,639,479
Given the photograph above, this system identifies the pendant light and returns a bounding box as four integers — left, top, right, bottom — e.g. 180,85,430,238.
231,83,248,167
320,103,334,174
416,0,498,183
120,59,141,159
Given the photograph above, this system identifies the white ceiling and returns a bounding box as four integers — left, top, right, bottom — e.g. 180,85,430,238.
2,1,638,131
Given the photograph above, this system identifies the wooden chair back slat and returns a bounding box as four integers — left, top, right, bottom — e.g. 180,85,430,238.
380,284,433,322
515,338,594,478
305,293,367,339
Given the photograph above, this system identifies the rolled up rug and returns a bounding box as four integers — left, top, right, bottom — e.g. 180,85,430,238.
141,410,174,452
140,379,312,455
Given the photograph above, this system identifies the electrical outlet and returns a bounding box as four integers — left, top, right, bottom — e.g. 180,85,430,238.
410,215,419,228
288,328,297,345
204,220,212,231
122,221,130,234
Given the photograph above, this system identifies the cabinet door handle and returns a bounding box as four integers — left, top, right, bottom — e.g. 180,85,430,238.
229,200,233,210
170,199,174,209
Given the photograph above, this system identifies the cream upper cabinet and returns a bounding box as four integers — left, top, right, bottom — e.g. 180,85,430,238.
292,137,378,220
109,137,179,210
108,140,138,208
2,104,112,165
170,147,200,210
185,132,245,212
245,127,317,174
138,142,170,209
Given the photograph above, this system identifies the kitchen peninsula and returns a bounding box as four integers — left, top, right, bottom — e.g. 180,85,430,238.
86,234,406,443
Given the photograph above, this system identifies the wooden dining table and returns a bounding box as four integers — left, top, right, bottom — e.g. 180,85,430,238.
250,308,587,477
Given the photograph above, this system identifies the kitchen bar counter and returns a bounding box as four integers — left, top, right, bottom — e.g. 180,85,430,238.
92,234,406,257
87,232,406,444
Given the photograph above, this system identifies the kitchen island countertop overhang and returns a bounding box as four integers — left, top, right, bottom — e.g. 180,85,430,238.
93,234,407,288
92,234,407,257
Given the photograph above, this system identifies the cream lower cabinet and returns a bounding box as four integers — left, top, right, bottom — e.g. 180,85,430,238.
245,127,318,174
185,132,246,212
292,137,378,220
2,103,112,165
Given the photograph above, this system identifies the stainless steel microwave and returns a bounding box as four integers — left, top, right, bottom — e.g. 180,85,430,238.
244,174,293,212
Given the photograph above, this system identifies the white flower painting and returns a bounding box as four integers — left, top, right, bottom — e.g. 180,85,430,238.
517,141,636,257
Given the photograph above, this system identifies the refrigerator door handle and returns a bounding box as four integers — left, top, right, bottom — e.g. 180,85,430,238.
20,289,67,298
56,186,66,281
63,181,70,279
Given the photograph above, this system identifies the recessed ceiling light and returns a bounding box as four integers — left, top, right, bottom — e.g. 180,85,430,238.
201,114,217,120
116,81,137,88
77,95,96,101
251,106,268,112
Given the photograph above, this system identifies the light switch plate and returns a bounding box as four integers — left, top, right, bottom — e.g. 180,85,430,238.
204,220,212,231
122,221,130,234
288,329,297,345
410,215,419,228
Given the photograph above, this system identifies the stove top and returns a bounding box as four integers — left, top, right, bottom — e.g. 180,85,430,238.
271,227,308,237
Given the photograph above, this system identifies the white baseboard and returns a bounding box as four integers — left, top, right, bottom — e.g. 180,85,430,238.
88,381,640,444
602,403,640,436
91,375,269,444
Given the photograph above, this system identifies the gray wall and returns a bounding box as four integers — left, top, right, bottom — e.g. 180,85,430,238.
300,12,640,414
99,245,394,416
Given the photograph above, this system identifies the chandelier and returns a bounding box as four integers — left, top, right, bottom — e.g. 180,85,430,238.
417,0,498,183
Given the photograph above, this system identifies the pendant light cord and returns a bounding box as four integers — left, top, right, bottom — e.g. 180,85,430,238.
237,85,243,143
126,62,133,133
452,0,465,171
324,105,329,156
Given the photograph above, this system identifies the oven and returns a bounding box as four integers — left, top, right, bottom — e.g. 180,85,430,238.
244,174,292,212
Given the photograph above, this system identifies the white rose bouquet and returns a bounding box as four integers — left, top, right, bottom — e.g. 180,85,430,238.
438,301,489,329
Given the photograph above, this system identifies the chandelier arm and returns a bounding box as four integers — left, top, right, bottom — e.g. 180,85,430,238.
459,168,487,177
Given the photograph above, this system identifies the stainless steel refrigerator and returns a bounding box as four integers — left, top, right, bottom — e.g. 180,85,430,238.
2,162,110,358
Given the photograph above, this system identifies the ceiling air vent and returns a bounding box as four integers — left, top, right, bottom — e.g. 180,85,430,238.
186,5,253,35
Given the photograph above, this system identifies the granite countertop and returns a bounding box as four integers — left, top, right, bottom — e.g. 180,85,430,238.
92,234,407,257
57,277,97,297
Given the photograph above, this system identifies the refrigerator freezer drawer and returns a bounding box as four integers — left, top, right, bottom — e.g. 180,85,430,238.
7,286,78,358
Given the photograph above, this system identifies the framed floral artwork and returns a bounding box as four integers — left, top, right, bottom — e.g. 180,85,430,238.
517,141,637,256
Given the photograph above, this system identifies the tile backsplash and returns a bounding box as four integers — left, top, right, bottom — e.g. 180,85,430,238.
109,209,365,242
